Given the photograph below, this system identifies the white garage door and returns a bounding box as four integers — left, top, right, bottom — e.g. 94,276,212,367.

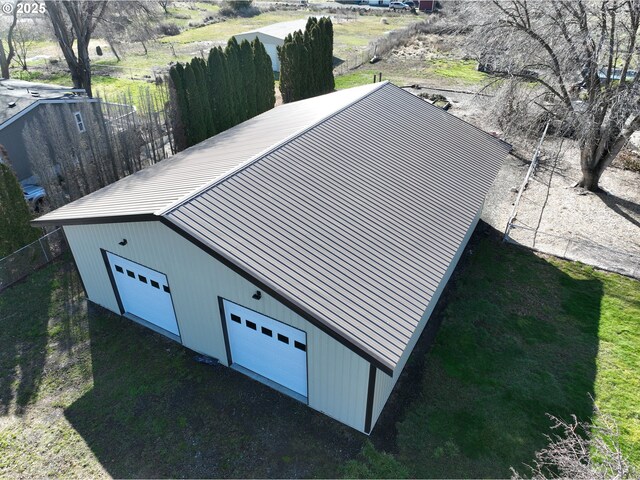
106,252,180,337
223,299,307,398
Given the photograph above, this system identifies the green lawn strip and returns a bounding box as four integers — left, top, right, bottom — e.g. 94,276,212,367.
344,238,639,478
334,69,405,89
427,58,488,84
159,11,307,44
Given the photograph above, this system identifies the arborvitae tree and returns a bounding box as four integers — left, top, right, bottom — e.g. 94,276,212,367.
169,37,276,150
278,17,334,103
225,37,247,124
305,17,320,96
252,39,275,114
292,30,309,100
192,57,215,138
239,39,257,119
169,63,190,151
319,17,335,93
0,151,40,257
277,33,294,103
208,46,232,132
183,62,206,146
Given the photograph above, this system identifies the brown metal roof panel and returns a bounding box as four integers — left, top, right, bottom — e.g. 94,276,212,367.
170,202,421,341
165,83,510,370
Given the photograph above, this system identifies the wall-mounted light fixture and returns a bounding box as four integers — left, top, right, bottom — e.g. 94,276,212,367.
252,290,262,300
118,239,128,246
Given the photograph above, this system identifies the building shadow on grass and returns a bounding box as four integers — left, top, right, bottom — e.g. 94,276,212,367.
64,305,364,479
370,222,602,478
0,259,82,416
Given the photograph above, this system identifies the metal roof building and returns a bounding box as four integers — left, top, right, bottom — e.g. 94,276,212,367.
233,18,309,72
35,82,511,433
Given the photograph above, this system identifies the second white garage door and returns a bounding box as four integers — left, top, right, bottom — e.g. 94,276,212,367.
222,299,307,398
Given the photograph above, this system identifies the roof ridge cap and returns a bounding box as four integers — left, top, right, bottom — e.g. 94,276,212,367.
157,82,389,217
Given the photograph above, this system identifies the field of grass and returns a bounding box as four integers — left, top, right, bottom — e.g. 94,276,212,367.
1,233,638,477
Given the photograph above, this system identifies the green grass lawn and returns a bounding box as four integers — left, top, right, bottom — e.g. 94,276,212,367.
346,236,640,478
1,235,638,477
428,58,488,84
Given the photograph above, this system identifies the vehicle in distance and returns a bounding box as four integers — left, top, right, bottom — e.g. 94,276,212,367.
22,183,45,209
389,1,410,10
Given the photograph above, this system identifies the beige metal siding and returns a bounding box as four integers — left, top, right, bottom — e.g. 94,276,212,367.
64,221,370,432
369,209,482,428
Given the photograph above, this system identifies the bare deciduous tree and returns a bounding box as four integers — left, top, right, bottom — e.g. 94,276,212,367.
467,0,640,191
24,84,175,209
0,0,19,78
511,407,637,479
44,0,109,97
158,0,171,15
12,19,41,71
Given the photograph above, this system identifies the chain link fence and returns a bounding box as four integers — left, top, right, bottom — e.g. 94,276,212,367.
505,223,640,279
0,228,68,292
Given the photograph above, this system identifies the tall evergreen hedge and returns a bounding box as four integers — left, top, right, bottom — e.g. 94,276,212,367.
278,16,334,103
0,157,40,257
169,37,276,150
253,39,276,114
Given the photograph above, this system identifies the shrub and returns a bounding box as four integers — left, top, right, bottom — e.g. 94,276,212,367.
158,22,180,36
219,0,260,18
342,441,409,479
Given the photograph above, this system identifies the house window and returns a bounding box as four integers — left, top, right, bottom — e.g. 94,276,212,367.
74,111,86,133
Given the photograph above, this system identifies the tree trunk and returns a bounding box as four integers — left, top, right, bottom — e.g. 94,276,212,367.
77,38,93,97
107,38,121,62
0,6,18,79
577,147,604,191
0,40,9,79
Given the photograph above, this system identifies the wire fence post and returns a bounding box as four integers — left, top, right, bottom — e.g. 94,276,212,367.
39,236,49,262
503,120,550,241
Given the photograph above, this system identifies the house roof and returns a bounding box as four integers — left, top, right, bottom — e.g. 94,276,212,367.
0,79,81,126
234,19,309,41
35,82,511,374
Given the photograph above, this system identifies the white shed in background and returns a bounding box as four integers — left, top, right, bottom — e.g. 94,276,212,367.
34,83,511,434
233,19,309,72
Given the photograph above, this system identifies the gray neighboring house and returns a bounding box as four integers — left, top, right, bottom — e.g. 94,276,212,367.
34,82,511,434
233,18,309,72
0,79,98,183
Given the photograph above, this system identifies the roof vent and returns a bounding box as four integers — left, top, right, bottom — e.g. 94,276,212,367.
30,90,40,97
8,101,16,108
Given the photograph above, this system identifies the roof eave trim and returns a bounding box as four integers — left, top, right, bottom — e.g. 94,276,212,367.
159,216,395,377
0,97,98,131
156,81,391,218
31,213,158,228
